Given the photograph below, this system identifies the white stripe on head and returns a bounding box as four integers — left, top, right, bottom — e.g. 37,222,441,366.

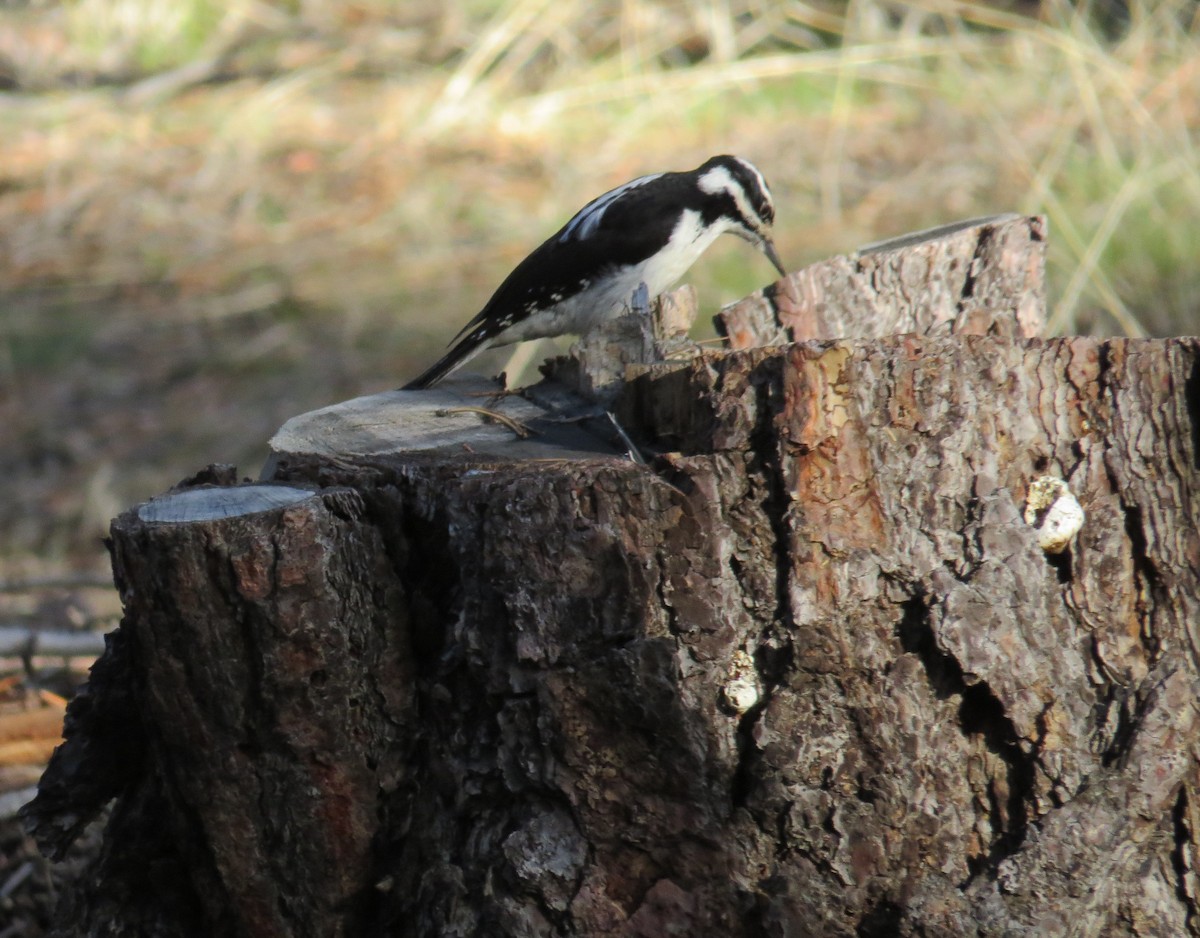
733,157,772,215
698,160,771,234
559,172,665,242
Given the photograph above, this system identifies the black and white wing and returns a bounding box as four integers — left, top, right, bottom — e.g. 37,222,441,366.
402,171,690,390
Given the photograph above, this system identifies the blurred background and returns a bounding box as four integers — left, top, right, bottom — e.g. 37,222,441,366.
0,2,1196,929
1,0,1198,572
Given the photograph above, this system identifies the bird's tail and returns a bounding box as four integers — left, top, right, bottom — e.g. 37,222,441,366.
401,329,490,390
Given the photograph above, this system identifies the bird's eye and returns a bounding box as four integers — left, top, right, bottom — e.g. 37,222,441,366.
760,202,774,224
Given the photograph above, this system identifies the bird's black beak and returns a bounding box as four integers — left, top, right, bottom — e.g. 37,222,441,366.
761,236,786,279
731,226,787,278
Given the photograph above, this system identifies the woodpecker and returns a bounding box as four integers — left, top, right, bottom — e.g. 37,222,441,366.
403,154,785,390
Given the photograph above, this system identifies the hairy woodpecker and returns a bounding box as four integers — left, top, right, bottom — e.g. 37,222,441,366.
403,154,785,390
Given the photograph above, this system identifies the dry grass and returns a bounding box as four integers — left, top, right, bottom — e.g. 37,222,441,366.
0,0,1197,566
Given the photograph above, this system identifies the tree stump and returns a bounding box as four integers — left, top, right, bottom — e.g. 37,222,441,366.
23,216,1200,937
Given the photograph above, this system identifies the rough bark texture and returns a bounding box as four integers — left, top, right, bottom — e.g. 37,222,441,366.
716,213,1046,347
22,217,1200,937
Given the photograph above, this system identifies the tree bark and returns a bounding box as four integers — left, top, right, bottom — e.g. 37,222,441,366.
715,213,1046,347
22,216,1200,936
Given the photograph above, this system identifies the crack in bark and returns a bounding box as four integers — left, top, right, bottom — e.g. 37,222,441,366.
1101,673,1173,772
1098,686,1140,768
1170,786,1199,934
956,225,993,311
747,357,796,638
759,280,794,345
857,898,904,937
726,358,797,813
730,697,769,810
375,486,460,672
1185,351,1200,472
896,593,1035,878
1045,545,1074,584
1120,503,1164,664
1098,343,1167,668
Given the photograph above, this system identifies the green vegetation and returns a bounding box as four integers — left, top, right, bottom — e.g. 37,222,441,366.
61,0,225,76
0,0,1197,563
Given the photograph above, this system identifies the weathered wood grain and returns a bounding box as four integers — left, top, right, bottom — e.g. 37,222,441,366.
136,484,315,523
267,379,621,465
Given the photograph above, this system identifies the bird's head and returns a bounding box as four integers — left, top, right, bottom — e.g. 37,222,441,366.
696,155,786,278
